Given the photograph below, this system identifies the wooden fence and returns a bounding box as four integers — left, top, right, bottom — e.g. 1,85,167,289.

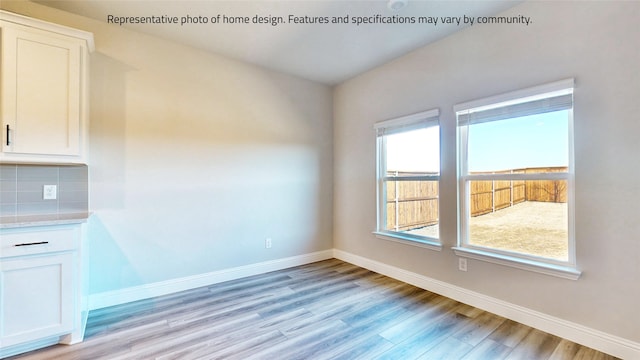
386,179,439,231
386,167,568,231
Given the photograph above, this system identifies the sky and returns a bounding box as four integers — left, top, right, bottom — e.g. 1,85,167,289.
385,110,569,174
386,126,440,174
467,110,569,172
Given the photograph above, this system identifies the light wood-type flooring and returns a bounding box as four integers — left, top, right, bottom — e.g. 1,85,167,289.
9,259,619,360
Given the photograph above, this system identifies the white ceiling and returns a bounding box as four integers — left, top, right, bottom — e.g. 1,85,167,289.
34,0,521,85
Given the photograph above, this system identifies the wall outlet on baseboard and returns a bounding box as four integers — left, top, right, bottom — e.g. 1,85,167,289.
265,238,272,249
458,258,468,272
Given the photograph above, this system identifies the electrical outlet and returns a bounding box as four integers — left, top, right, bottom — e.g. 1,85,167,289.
458,258,467,272
265,238,272,249
43,185,57,200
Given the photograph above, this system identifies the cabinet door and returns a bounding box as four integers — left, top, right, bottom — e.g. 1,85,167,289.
0,253,74,348
1,24,82,157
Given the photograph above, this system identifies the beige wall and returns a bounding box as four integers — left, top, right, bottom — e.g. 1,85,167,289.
1,1,333,293
334,1,639,343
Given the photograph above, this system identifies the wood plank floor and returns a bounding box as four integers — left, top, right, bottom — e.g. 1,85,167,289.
9,259,619,360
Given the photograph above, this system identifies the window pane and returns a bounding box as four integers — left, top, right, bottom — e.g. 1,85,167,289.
468,180,568,261
385,180,438,238
386,126,439,176
467,111,568,173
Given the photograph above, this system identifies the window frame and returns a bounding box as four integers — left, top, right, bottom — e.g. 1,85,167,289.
453,79,581,279
373,109,442,251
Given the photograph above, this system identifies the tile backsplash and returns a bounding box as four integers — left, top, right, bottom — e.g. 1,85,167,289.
0,164,88,217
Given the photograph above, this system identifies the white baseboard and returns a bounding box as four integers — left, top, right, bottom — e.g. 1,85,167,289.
333,249,640,360
88,250,333,311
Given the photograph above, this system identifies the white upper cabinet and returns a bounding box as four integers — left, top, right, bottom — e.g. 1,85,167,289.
0,11,94,164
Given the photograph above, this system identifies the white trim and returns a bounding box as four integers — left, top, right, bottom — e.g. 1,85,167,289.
566,108,577,267
456,79,576,273
88,250,333,310
375,109,441,237
333,249,640,360
373,231,442,251
452,247,581,280
453,78,574,113
382,174,439,182
463,172,569,181
374,108,439,131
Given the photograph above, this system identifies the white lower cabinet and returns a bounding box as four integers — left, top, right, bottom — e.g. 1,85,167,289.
0,224,87,358
1,253,74,347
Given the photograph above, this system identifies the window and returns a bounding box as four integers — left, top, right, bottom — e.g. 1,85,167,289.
374,109,440,249
454,79,580,279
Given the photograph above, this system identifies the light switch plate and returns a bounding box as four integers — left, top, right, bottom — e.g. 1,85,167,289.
43,185,57,200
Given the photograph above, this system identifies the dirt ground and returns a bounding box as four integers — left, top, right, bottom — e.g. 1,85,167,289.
408,202,568,260
468,201,568,260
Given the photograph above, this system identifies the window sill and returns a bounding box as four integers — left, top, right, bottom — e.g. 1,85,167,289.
452,247,581,280
373,231,442,251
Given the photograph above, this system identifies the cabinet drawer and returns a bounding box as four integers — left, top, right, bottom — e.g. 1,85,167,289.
0,225,79,258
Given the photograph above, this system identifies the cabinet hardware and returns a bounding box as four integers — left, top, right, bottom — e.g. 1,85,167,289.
5,124,9,146
14,241,49,247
